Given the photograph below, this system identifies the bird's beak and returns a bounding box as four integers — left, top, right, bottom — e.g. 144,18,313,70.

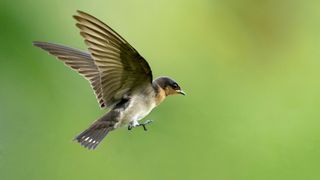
176,89,186,96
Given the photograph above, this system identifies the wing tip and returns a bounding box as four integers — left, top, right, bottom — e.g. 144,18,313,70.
32,41,57,49
74,10,91,20
32,41,45,47
76,10,85,15
73,10,86,21
72,15,81,21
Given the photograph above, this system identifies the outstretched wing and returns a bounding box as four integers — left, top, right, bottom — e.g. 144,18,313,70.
33,41,106,108
73,10,153,108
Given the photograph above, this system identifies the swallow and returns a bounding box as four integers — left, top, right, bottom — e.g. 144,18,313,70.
33,10,185,149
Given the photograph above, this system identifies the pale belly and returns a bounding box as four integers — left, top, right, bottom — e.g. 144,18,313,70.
115,95,156,128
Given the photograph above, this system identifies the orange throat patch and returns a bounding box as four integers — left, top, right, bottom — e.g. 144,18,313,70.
155,87,166,105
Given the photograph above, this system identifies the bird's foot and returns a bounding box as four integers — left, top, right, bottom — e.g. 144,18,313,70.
138,120,153,131
127,120,153,131
128,120,139,130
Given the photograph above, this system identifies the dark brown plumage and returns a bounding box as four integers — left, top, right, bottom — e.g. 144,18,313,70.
33,10,185,149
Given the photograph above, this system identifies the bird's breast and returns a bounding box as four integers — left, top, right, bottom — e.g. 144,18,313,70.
116,94,157,127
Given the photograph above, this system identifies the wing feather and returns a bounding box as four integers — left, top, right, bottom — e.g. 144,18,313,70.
32,41,106,108
74,10,153,108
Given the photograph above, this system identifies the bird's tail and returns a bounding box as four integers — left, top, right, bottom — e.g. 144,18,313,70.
74,113,117,150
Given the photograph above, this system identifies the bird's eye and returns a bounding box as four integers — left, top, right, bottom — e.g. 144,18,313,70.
172,83,178,89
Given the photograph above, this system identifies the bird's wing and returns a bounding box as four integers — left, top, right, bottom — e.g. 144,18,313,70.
73,10,153,108
33,41,106,108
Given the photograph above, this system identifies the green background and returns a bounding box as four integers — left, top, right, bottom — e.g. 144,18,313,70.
1,0,320,179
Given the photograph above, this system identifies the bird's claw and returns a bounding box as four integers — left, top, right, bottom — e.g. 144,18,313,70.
139,120,153,131
127,120,153,131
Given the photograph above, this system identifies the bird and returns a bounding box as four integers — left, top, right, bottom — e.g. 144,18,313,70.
33,10,185,150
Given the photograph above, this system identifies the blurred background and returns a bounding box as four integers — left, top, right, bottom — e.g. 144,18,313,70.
1,0,320,179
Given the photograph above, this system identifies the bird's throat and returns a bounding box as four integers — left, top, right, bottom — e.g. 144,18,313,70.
155,87,166,105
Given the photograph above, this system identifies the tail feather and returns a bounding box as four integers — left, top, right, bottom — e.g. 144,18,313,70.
74,113,117,150
74,127,110,149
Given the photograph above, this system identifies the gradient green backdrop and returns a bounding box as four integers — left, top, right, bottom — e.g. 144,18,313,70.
1,0,320,179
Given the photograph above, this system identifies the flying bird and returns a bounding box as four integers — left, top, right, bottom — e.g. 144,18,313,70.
33,10,185,150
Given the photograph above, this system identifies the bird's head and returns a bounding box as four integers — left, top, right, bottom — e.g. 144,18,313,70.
154,76,186,96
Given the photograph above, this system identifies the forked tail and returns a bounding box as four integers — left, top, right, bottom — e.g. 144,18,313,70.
74,112,118,150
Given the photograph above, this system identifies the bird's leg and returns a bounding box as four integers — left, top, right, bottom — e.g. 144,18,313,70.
128,120,153,131
138,120,153,131
128,120,140,131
